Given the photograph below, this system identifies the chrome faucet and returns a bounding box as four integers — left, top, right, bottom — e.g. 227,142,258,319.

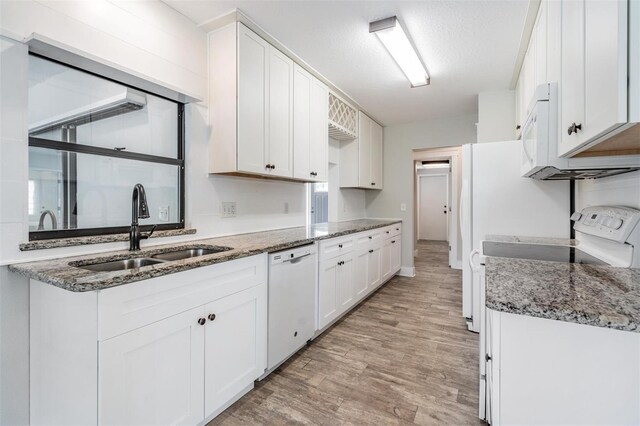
37,210,57,230
129,184,156,251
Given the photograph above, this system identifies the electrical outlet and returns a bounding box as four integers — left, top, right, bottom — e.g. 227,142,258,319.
158,206,169,222
284,202,289,214
400,203,407,212
221,201,236,218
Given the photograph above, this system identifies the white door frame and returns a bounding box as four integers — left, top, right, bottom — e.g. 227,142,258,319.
417,173,450,241
412,146,462,270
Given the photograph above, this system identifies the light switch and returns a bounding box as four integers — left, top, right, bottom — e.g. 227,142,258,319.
400,203,407,212
158,206,169,222
221,201,236,218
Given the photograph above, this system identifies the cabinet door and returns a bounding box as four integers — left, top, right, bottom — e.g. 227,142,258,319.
366,246,382,290
338,254,355,312
390,237,401,273
559,0,586,155
267,46,294,177
370,120,383,189
99,307,205,426
237,24,269,174
204,285,266,415
354,249,369,300
293,64,312,180
358,112,371,187
309,78,329,182
582,0,628,144
534,1,547,88
381,239,392,282
318,258,340,329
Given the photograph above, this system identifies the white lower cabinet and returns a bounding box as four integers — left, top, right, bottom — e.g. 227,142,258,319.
318,226,401,331
318,253,354,329
99,307,206,426
30,254,267,426
204,285,267,415
485,309,640,425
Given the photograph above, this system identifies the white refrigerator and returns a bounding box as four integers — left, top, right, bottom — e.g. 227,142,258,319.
461,140,570,333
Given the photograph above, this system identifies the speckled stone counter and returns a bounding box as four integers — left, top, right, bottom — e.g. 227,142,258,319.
20,228,197,251
9,219,401,292
485,256,640,332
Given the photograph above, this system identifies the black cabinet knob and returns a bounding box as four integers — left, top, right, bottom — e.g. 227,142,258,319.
567,122,582,135
371,182,376,186
391,240,396,243
265,164,271,169
516,125,521,130
208,314,216,322
369,249,373,253
197,318,206,326
270,164,276,170
338,244,342,248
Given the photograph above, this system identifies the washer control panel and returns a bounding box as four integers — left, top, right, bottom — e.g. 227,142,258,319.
572,206,640,243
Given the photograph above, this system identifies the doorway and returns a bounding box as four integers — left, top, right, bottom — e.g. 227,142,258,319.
308,182,328,224
418,174,449,241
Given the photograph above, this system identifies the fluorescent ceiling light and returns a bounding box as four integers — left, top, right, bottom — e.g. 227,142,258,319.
370,16,430,87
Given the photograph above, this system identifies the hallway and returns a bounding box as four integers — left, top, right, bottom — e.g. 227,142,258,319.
210,240,482,425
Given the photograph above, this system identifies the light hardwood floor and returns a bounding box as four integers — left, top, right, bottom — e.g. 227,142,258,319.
209,240,483,425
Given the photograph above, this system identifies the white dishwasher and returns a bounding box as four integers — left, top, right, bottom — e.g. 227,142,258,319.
266,242,317,372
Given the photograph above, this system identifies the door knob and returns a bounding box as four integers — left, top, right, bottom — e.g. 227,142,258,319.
208,314,216,321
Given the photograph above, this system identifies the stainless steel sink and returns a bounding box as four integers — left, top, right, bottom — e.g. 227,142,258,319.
77,257,166,272
151,246,232,261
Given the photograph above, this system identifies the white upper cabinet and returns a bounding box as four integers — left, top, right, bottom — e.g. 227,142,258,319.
266,46,294,177
211,22,325,180
559,0,631,156
236,25,269,175
293,64,329,181
340,111,384,190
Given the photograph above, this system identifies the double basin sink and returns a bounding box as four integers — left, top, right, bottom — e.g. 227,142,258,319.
76,247,232,272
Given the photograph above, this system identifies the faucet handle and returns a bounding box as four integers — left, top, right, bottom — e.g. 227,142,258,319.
141,224,157,240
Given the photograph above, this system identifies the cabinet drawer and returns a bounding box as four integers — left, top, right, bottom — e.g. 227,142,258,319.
97,254,267,341
354,230,383,251
319,235,354,260
381,224,401,239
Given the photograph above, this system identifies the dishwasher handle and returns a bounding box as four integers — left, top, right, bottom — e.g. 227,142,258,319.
285,252,312,264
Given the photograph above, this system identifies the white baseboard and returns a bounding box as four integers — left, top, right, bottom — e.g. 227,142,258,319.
398,266,415,277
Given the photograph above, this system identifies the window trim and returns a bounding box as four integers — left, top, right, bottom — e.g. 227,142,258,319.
27,71,186,241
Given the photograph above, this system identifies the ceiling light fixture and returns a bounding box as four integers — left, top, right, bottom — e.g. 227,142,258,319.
369,16,430,88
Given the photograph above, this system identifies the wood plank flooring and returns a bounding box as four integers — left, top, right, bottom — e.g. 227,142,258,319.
209,240,483,425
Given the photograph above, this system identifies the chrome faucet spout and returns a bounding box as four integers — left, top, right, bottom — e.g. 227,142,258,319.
37,210,58,231
129,184,155,251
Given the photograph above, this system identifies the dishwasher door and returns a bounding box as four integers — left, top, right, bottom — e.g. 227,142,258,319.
267,243,317,370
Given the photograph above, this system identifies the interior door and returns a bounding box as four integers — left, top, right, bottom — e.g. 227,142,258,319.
267,46,294,177
237,24,269,174
98,306,205,426
419,174,448,241
204,285,266,415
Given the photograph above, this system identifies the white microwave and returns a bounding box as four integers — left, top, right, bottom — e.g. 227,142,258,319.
521,83,640,180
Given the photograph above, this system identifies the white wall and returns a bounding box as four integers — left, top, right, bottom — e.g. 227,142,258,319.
365,114,478,271
327,137,366,222
576,171,640,211
477,90,516,143
0,0,207,100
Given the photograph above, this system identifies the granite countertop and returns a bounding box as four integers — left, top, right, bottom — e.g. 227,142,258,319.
9,219,401,292
485,256,640,332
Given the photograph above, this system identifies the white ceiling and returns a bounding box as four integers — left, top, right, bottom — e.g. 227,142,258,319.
163,0,528,126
